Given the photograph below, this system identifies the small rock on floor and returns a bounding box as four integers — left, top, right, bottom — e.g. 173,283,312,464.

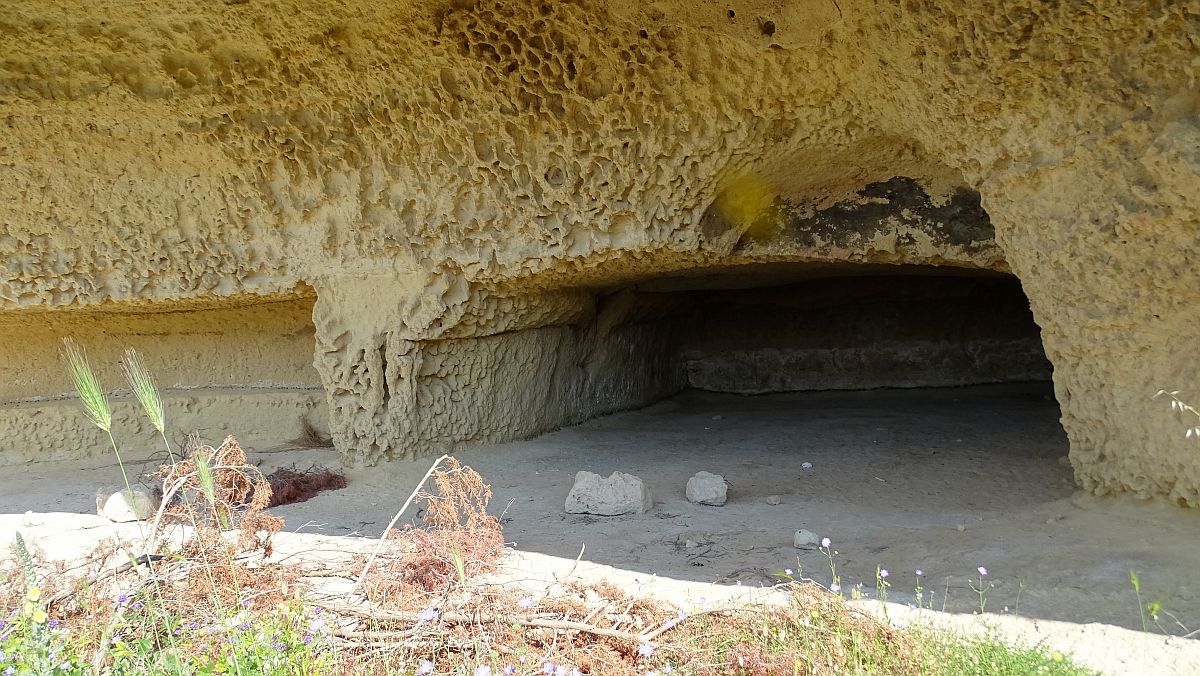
97,487,160,523
794,528,819,548
565,471,653,516
686,471,728,506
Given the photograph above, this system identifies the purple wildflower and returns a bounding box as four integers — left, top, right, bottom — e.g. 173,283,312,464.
879,569,889,579
131,601,144,610
309,617,327,632
638,643,656,658
543,662,556,674
517,596,535,610
977,566,988,577
555,665,568,676
417,660,434,675
5,668,13,676
821,537,831,548
504,667,516,676
116,594,129,604
784,568,793,576
915,569,924,577
303,634,313,644
830,583,841,592
475,667,492,676
418,607,438,622
48,619,59,628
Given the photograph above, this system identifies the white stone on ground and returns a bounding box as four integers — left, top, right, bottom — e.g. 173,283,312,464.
794,529,819,548
765,494,781,505
685,471,728,506
97,487,160,523
564,471,652,516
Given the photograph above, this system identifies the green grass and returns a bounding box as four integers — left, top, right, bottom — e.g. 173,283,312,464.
918,632,1097,676
651,584,1096,676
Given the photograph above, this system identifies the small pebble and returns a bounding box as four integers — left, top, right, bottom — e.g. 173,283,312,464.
765,495,781,505
711,415,723,420
685,539,698,549
801,462,813,470
956,524,966,532
794,529,820,549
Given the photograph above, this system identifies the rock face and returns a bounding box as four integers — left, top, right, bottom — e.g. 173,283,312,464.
686,472,728,506
565,471,653,516
0,1,1197,505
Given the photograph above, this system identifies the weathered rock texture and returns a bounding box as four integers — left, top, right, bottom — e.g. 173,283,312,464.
0,1,1197,504
565,471,653,516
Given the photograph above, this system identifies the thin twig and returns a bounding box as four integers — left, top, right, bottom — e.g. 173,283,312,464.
328,604,642,641
347,454,449,597
642,606,765,642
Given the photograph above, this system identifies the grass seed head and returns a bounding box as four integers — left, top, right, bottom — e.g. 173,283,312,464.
61,338,112,433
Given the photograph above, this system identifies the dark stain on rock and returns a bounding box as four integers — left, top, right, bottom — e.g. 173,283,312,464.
738,177,995,251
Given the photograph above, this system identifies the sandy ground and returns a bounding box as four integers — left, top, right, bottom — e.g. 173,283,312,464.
3,383,1200,672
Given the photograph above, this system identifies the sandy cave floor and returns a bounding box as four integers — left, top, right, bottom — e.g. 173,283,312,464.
3,383,1200,636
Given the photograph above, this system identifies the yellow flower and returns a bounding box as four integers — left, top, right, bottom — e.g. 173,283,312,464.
32,610,48,624
23,601,35,616
25,587,41,602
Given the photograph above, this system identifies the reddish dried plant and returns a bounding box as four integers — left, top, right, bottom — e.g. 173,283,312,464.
364,457,505,598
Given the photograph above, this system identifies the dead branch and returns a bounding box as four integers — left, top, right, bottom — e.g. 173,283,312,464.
325,601,765,645
327,603,643,641
347,453,448,597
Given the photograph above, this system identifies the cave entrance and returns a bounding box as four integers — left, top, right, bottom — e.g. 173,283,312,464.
580,260,1070,492
643,264,1055,395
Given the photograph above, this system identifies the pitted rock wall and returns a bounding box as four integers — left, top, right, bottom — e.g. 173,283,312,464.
0,298,326,462
0,1,1197,503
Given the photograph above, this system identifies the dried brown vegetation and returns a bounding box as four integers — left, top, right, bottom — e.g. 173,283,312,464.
155,435,283,554
266,465,348,507
358,457,505,597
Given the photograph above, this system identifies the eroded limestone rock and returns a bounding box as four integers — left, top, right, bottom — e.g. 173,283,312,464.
97,487,161,523
793,529,820,549
565,471,653,516
0,0,1196,506
686,471,728,506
